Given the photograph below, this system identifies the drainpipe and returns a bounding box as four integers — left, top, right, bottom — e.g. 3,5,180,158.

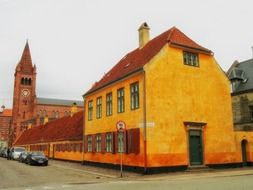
143,71,147,174
82,96,86,165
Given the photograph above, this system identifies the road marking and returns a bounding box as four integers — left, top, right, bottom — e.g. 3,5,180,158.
43,186,54,189
62,185,72,188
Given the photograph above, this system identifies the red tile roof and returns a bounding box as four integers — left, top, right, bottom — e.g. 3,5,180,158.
15,111,83,145
84,26,211,95
0,109,12,117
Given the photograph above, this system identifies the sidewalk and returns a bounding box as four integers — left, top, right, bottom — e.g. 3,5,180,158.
49,159,253,181
49,159,141,179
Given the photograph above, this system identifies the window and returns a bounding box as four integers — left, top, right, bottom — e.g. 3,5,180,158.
21,78,32,85
106,93,112,116
96,134,101,152
117,88,125,113
183,51,199,67
21,78,25,85
52,111,56,118
87,135,92,152
106,133,113,152
96,97,102,119
43,110,47,117
55,111,59,118
88,100,93,121
118,132,124,153
249,106,253,120
130,82,139,110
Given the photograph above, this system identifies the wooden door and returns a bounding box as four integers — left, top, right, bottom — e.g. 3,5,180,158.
189,130,203,166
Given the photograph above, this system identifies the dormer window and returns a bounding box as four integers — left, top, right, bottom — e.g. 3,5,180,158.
183,51,199,67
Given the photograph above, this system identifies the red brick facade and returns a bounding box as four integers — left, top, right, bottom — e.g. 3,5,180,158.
11,42,83,145
0,108,12,148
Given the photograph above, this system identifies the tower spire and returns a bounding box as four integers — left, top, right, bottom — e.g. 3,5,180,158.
18,41,33,74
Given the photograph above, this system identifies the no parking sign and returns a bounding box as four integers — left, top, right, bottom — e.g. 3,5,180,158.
116,120,126,132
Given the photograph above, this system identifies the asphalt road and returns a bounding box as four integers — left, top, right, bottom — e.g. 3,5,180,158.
1,157,253,190
0,157,112,190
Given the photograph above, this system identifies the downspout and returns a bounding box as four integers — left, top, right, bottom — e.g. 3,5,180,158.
82,96,86,165
143,70,147,174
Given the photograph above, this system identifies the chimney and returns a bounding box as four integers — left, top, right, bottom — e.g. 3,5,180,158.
43,115,49,125
70,102,78,117
138,22,150,49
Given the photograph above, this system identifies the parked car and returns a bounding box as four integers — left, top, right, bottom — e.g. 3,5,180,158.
0,148,7,158
26,152,48,166
18,151,30,163
10,147,26,160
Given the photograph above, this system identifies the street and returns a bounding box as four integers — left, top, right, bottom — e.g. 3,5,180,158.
0,158,114,190
1,157,253,190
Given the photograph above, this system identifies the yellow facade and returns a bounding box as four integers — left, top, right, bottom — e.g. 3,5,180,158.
84,42,239,168
84,73,145,166
234,132,253,163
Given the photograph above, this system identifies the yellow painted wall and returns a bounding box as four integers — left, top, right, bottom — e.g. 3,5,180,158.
84,44,239,167
234,131,253,162
21,141,83,162
84,73,145,167
143,45,238,166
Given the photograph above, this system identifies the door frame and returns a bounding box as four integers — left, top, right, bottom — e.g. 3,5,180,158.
184,122,206,166
241,139,248,167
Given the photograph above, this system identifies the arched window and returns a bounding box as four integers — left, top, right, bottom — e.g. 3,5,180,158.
25,78,28,85
43,110,47,117
28,78,32,85
52,111,56,118
23,112,26,119
64,111,68,116
21,78,25,85
56,111,59,118
39,110,42,117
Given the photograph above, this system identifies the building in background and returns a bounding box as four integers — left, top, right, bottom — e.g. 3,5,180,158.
82,23,240,172
14,110,83,161
227,59,253,166
0,106,12,148
11,42,83,145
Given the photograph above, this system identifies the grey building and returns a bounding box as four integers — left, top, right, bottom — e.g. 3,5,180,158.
227,59,253,131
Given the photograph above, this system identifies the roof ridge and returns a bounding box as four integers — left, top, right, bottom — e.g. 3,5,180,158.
167,26,176,42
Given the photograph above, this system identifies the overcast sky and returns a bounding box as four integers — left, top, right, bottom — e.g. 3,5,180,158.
1,0,253,108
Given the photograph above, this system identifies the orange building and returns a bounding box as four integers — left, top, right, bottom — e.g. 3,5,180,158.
11,42,83,145
83,23,240,172
0,106,12,148
15,111,83,161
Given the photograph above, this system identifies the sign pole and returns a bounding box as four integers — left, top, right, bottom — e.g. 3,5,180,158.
116,121,126,178
120,144,123,178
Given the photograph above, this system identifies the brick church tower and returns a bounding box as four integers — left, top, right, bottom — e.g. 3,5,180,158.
11,41,36,142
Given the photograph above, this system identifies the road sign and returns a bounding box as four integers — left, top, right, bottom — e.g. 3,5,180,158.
116,120,126,131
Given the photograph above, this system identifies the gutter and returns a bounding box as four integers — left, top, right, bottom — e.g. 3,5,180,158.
83,68,144,97
143,70,147,173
